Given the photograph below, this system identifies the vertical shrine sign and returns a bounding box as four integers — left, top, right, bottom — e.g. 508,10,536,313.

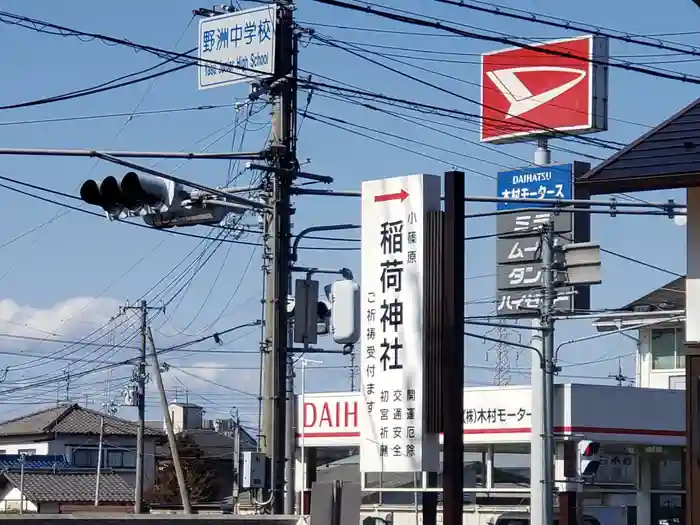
360,174,441,473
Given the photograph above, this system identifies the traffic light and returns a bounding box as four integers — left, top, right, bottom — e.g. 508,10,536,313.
578,440,601,481
327,279,361,345
80,172,180,217
292,279,331,345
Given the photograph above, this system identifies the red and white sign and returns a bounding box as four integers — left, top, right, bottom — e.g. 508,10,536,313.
480,35,609,144
298,394,359,439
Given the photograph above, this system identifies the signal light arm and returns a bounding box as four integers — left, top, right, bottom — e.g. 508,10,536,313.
290,223,360,263
247,163,334,184
94,153,269,210
0,147,266,161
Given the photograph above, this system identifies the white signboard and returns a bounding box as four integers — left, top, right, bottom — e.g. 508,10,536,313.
359,174,441,473
197,5,277,90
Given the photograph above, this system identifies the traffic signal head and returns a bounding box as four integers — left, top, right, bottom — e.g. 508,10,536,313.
578,440,601,481
80,172,178,216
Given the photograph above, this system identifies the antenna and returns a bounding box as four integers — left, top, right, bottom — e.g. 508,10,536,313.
608,359,632,386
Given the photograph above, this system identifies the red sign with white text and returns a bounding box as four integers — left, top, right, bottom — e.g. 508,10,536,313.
480,35,609,144
298,397,359,438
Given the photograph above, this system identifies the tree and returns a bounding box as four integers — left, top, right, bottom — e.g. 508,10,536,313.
146,433,219,504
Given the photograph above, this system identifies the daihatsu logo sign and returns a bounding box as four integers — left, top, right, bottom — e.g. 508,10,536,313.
480,35,609,144
486,67,587,119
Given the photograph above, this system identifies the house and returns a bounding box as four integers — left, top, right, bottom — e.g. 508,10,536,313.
0,471,134,514
148,402,257,503
593,276,686,390
0,403,163,490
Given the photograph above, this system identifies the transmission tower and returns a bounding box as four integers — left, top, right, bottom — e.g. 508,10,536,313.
485,323,512,386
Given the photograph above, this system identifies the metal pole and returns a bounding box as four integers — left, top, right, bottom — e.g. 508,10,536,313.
284,352,296,514
95,415,104,507
542,221,557,525
530,319,545,525
531,140,549,525
19,455,24,515
300,358,306,514
147,328,192,514
233,409,240,513
262,2,296,514
134,299,147,514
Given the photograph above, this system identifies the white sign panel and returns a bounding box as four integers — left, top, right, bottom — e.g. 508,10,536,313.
360,174,441,473
197,5,277,90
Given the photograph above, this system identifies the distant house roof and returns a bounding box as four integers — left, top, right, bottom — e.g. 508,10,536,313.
577,97,700,194
155,428,256,459
0,471,134,503
593,276,686,329
0,404,162,438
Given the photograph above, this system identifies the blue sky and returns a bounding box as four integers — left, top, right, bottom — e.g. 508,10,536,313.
0,0,694,431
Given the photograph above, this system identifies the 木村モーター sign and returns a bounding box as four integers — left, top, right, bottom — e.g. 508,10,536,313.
359,174,440,474
495,162,590,316
198,5,277,90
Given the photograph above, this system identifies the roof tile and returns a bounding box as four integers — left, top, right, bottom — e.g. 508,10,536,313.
0,403,162,437
2,472,134,503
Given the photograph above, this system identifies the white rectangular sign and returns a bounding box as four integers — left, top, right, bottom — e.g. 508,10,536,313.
197,5,277,90
360,174,441,473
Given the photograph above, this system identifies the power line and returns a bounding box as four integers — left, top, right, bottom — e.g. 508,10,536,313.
309,0,700,85
434,0,700,57
0,59,192,111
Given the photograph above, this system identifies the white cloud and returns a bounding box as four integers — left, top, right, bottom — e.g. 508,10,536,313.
0,296,122,342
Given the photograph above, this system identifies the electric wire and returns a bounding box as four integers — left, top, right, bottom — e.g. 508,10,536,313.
309,0,700,86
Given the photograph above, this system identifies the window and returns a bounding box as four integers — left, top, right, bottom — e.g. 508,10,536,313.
72,448,99,468
17,449,36,456
107,450,136,469
651,328,686,369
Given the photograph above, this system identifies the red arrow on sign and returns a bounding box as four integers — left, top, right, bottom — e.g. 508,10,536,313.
374,189,409,203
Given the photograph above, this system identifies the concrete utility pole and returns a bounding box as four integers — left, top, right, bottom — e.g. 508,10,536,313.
120,299,164,514
136,299,148,514
261,1,297,514
541,221,557,525
147,328,192,514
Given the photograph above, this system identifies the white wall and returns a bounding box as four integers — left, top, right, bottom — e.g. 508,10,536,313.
0,486,38,513
0,442,50,455
637,327,686,390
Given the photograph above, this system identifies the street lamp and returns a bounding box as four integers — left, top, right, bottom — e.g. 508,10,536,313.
298,357,322,514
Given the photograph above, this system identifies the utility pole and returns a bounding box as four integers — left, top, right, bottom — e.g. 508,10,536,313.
261,0,297,514
542,221,557,525
94,415,104,507
136,299,148,514
530,140,550,525
233,408,241,513
147,328,192,514
120,299,164,514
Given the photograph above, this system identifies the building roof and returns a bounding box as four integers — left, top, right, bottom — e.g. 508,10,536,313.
0,454,72,472
0,471,134,503
593,276,685,329
577,97,700,194
615,276,685,312
155,428,256,459
0,403,162,438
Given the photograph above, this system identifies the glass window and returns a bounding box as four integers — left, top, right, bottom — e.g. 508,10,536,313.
652,329,677,369
107,450,123,468
651,328,686,370
122,451,136,468
73,448,99,467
